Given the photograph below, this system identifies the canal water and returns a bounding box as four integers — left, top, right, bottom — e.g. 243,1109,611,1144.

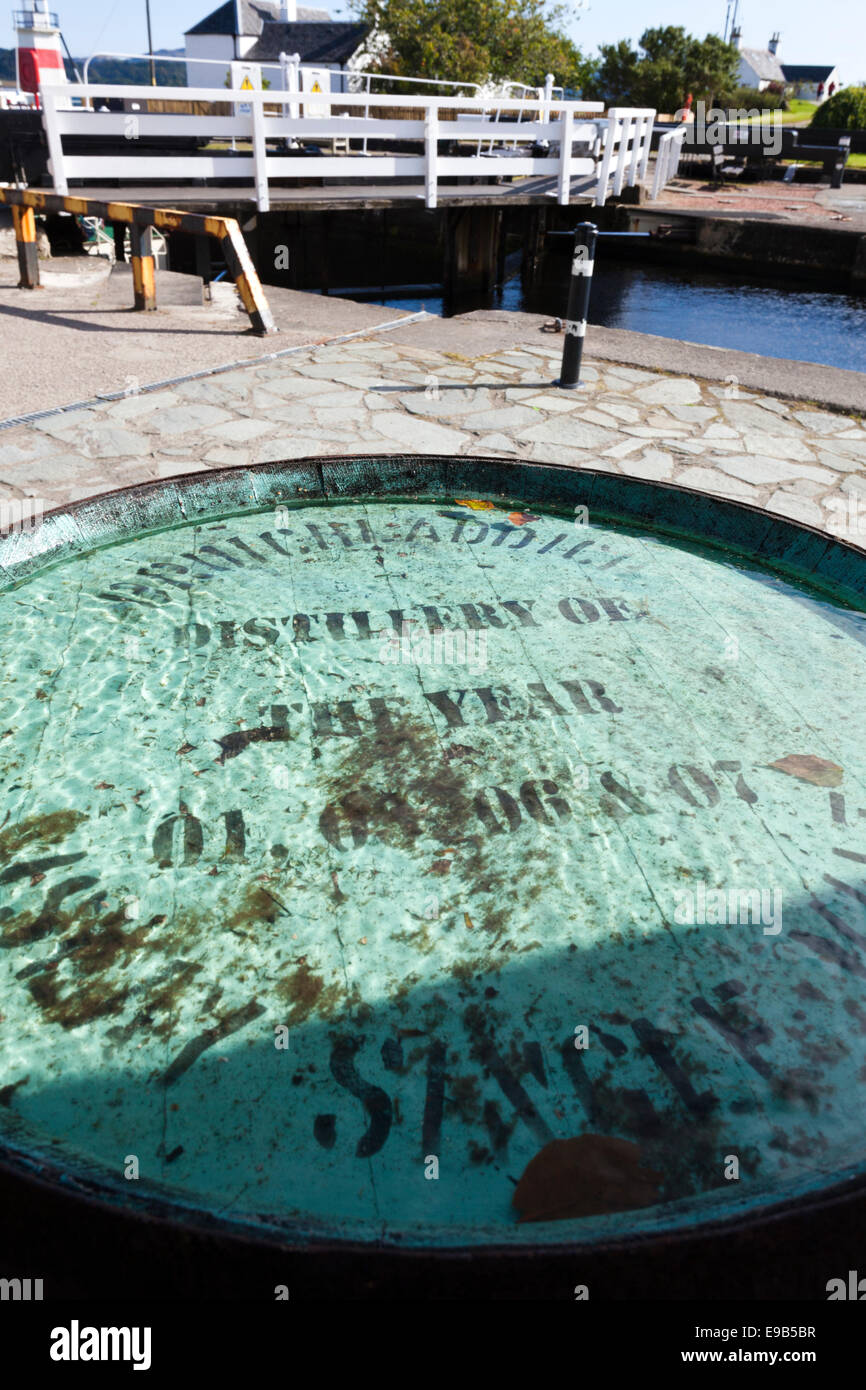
343,261,866,375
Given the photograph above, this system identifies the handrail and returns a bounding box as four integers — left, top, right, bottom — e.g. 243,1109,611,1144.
356,71,482,93
81,51,571,101
80,51,522,98
35,81,665,211
354,69,484,155
13,7,59,23
61,82,604,111
82,50,288,86
594,108,656,206
651,124,687,200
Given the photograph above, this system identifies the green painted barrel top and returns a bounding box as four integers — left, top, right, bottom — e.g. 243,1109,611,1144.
2,455,866,1250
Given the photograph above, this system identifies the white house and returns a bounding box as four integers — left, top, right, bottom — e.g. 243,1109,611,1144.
184,2,371,91
780,64,841,103
732,30,786,91
731,30,841,103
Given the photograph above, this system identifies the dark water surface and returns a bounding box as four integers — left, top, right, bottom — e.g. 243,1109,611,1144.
343,260,866,374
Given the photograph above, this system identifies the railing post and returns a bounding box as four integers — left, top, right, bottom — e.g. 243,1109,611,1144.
831,135,851,190
12,203,40,288
557,105,574,204
627,114,646,186
543,72,554,127
251,94,270,213
555,221,597,390
250,93,271,211
671,125,685,183
651,131,666,200
40,85,68,195
595,115,616,206
425,103,439,210
130,223,156,310
639,112,655,182
613,114,631,195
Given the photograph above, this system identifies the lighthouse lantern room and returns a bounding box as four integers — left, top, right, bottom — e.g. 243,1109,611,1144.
15,1,68,105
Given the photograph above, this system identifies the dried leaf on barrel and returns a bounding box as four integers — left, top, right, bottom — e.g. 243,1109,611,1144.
512,1134,664,1222
768,754,843,787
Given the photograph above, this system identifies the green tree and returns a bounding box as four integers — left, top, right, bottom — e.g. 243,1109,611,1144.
811,87,866,130
350,0,594,93
590,27,741,111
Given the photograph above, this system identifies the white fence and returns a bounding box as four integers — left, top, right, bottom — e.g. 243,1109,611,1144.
39,84,664,212
594,108,656,205
650,124,688,200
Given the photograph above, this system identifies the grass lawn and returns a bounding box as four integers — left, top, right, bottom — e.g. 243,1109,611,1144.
779,99,819,124
741,100,818,125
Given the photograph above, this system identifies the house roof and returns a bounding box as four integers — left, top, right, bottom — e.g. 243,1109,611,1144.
186,2,331,36
245,20,369,64
738,48,786,83
781,64,837,83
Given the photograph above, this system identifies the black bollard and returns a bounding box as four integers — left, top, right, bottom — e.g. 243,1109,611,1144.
555,221,598,389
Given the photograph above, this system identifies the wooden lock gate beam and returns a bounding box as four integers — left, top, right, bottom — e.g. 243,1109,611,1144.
0,187,277,336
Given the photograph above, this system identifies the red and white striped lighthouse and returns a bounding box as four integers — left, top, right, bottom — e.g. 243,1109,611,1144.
16,1,68,106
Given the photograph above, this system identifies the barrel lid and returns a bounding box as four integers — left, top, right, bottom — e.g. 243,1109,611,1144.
2,455,865,1249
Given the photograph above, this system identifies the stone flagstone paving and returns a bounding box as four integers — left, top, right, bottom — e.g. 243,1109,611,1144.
0,336,864,540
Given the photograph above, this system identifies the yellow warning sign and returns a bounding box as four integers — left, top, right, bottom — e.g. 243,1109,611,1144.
311,81,322,93
240,77,254,91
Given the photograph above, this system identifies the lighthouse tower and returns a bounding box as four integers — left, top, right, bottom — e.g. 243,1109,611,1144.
16,1,68,106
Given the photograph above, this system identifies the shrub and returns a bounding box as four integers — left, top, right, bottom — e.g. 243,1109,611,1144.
811,87,866,130
729,84,785,111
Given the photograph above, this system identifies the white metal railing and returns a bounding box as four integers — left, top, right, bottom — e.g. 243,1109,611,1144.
352,70,483,95
650,124,688,200
350,69,483,155
79,215,167,266
79,51,484,104
79,215,115,258
594,108,656,206
479,81,562,155
38,83,663,212
82,49,294,89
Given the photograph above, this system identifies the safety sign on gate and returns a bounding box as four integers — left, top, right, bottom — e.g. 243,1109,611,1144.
231,61,261,116
301,66,330,118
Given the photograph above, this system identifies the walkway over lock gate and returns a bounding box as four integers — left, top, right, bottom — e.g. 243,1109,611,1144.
36,84,675,212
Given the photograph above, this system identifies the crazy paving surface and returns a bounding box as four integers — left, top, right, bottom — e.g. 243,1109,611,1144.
0,336,864,538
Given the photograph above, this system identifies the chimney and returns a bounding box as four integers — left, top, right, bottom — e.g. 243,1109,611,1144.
768,32,780,56
280,1,297,20
731,26,742,49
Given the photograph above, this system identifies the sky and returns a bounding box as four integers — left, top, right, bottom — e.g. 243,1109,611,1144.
4,0,865,87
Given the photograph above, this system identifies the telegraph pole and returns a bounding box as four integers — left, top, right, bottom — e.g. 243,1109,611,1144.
145,0,156,85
